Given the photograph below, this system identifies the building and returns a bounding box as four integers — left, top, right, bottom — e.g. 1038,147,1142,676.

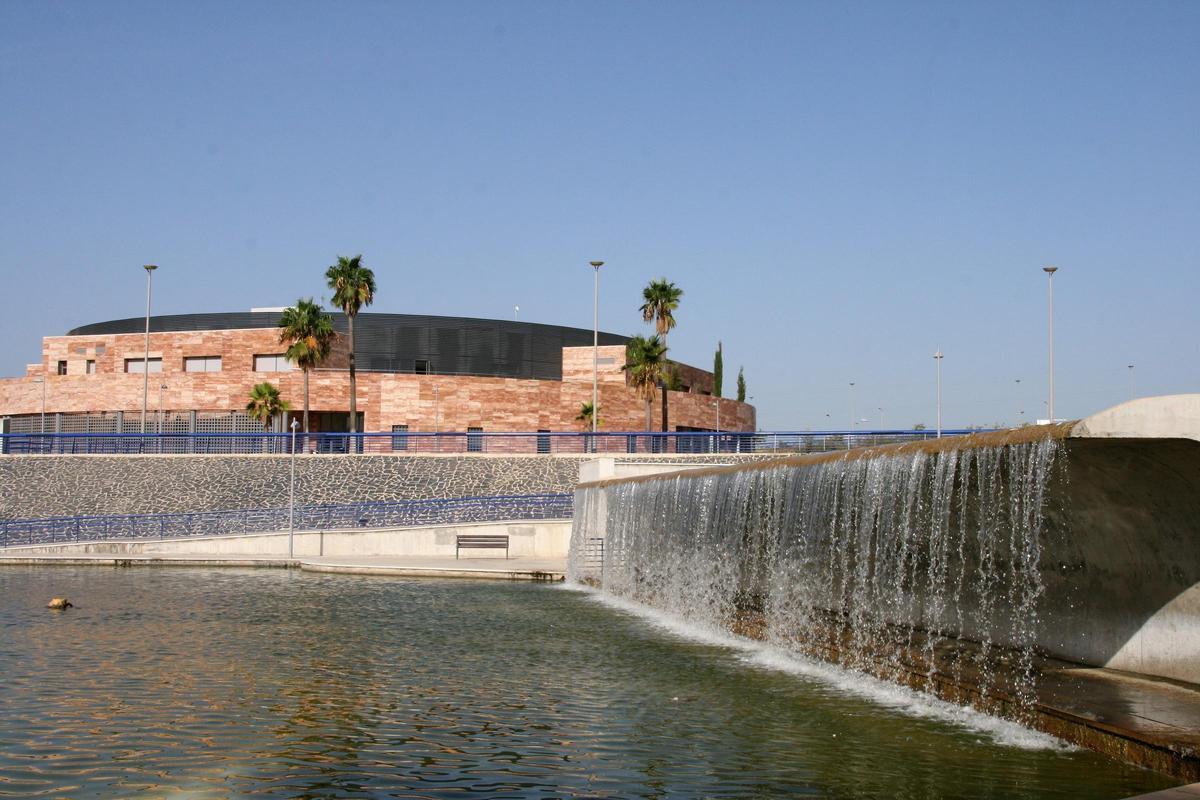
0,311,755,438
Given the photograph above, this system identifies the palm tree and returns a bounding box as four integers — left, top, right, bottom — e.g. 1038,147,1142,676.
246,382,290,431
325,255,377,434
279,298,336,433
576,401,598,430
622,334,667,431
639,278,683,348
640,279,682,433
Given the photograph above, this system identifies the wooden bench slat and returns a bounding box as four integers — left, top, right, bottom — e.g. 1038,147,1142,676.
455,533,510,559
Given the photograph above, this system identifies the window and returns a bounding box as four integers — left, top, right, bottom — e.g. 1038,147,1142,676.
467,426,483,452
184,356,222,373
536,429,551,454
391,424,410,451
124,358,162,374
86,360,96,374
56,360,67,375
253,354,292,372
414,359,430,374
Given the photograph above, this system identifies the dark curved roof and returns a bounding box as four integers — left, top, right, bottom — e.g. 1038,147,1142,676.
68,313,628,381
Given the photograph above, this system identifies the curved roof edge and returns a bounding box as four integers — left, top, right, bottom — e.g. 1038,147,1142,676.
67,312,629,343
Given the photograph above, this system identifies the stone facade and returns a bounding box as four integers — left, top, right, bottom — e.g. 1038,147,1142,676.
0,454,778,521
1,331,754,434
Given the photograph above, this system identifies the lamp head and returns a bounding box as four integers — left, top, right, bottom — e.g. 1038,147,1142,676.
1043,265,1058,274
290,419,299,431
589,261,604,268
144,264,159,272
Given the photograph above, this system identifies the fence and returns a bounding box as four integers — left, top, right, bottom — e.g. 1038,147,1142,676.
0,492,573,548
0,429,985,456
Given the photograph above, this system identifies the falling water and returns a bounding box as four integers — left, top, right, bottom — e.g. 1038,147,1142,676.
569,436,1064,716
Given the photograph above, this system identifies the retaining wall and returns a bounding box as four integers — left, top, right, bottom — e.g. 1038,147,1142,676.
0,454,775,521
0,520,573,559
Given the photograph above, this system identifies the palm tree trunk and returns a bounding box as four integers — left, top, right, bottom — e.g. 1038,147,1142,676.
660,331,670,435
661,383,669,433
303,368,310,433
347,313,357,434
644,399,652,431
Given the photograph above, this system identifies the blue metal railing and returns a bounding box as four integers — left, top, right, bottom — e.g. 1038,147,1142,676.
0,492,573,548
0,429,987,456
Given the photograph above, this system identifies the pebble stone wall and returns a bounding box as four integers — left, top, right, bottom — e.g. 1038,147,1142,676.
0,454,776,521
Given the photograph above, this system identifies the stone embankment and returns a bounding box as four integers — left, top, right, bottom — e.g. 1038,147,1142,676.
0,453,773,521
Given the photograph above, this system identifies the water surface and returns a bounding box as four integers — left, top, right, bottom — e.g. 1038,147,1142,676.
0,568,1173,798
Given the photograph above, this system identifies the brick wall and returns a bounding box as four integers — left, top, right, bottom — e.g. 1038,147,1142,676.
0,329,756,433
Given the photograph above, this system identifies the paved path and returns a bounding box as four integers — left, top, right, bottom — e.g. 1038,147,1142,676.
299,555,566,581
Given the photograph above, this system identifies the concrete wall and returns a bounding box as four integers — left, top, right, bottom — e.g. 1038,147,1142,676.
0,519,572,559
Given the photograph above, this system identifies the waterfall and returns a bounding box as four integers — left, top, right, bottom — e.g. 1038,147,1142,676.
569,436,1064,714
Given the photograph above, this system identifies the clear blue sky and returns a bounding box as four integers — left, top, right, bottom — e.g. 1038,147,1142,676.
2,1,1197,430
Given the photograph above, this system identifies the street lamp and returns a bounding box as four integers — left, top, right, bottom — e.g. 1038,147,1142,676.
1015,378,1021,427
289,418,299,559
848,381,855,450
1043,266,1058,422
878,407,884,430
433,385,440,451
934,348,944,438
157,383,167,454
140,264,158,435
589,261,604,444
33,378,46,434
1127,364,1135,402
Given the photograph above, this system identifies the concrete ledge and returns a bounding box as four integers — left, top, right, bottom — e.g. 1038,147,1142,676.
0,555,292,568
299,560,564,581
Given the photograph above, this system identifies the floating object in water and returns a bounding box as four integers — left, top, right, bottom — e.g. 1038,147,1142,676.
47,598,72,610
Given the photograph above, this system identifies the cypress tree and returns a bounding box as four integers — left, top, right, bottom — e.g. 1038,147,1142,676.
737,367,747,402
713,341,724,398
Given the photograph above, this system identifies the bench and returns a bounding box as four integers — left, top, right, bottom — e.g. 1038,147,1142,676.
455,534,509,560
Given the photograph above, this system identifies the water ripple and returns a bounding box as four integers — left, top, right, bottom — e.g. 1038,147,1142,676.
0,567,1173,798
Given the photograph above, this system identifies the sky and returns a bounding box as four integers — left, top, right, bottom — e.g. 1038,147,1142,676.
1,1,1197,430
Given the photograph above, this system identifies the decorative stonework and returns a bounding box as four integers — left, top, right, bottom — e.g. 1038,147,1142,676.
0,454,776,521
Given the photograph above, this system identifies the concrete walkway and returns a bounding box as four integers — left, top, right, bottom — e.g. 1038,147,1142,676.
0,552,567,581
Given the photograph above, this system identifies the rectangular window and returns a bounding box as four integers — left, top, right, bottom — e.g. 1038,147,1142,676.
391,424,409,451
56,360,67,375
253,354,292,372
86,360,96,374
536,429,551,454
184,356,222,373
124,358,162,374
467,426,483,453
414,359,430,374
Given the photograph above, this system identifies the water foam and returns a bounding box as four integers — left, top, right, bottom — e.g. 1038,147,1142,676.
572,584,1071,752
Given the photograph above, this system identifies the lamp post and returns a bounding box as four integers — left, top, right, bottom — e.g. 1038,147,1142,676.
848,381,855,450
589,261,604,446
1043,266,1058,422
934,348,944,438
288,418,299,559
32,378,46,434
514,305,519,321
433,385,440,451
1127,364,1135,402
1015,378,1021,427
713,398,721,454
157,383,167,454
140,264,158,435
